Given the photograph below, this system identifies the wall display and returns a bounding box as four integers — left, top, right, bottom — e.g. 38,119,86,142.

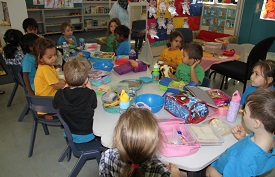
260,0,275,21
33,0,44,5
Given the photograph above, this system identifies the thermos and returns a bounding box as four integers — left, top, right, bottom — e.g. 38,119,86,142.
226,90,241,123
152,63,160,82
119,90,130,114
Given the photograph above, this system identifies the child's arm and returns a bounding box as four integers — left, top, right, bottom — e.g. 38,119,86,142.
190,60,201,84
84,79,93,90
23,72,35,95
231,125,246,140
51,79,66,90
206,166,222,177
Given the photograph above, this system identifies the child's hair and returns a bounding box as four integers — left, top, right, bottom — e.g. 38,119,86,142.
245,89,275,133
113,107,160,177
33,38,56,65
167,31,183,48
60,22,73,33
20,33,39,54
107,18,121,36
63,57,91,87
3,29,23,59
184,43,203,60
252,60,275,87
22,18,38,33
114,25,130,39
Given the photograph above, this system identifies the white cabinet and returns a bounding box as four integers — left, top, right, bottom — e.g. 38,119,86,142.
82,0,114,30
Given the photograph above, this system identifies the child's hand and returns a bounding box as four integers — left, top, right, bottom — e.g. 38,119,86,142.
166,163,180,177
68,38,74,44
232,124,246,140
191,59,201,69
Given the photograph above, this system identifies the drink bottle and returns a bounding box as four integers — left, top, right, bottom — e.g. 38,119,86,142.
79,38,85,50
119,90,130,114
62,42,70,58
226,90,241,123
129,49,136,60
152,63,160,82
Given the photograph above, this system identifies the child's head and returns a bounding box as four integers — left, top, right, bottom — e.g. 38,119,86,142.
22,18,38,34
63,57,91,87
182,43,203,66
60,22,73,38
250,60,275,88
245,89,275,134
113,107,160,176
3,29,23,59
33,38,57,66
20,33,39,54
107,18,121,36
167,31,183,50
114,25,130,42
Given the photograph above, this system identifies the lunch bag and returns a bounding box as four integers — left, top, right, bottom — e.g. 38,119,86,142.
164,91,209,124
158,118,201,157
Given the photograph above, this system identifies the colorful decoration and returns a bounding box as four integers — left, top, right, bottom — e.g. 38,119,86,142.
182,18,189,28
148,23,159,39
260,0,275,20
159,0,167,12
167,18,174,34
181,0,190,15
168,0,178,17
149,0,158,19
157,12,167,29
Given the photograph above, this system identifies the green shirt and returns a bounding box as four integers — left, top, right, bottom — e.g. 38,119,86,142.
175,63,205,85
106,34,119,52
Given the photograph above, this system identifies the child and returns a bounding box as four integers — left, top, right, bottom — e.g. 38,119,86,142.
240,59,275,109
170,43,205,85
100,18,121,52
21,33,39,95
206,89,275,177
53,57,97,143
99,107,180,177
57,22,77,48
2,29,24,73
22,18,38,34
33,38,66,96
158,31,183,69
113,25,131,56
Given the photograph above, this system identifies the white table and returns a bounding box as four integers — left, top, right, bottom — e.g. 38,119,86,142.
93,69,241,172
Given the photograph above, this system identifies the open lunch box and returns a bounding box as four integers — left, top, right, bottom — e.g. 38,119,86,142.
90,51,115,63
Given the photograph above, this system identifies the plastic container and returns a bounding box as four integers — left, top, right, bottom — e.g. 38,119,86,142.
79,38,85,50
226,90,241,123
129,49,136,60
93,61,114,71
135,93,164,113
62,42,70,58
204,42,222,54
152,63,160,82
119,90,130,114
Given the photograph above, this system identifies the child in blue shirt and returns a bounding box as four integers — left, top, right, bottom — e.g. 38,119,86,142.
240,60,275,109
57,22,77,48
206,89,275,177
21,33,39,95
113,25,131,56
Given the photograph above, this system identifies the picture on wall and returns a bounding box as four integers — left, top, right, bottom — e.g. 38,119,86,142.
33,0,44,5
260,0,275,21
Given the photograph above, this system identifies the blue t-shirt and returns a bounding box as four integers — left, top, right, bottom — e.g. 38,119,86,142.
115,40,131,56
211,133,275,177
57,36,77,48
240,85,275,106
22,53,36,91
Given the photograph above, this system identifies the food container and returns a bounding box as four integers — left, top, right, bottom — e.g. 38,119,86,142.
187,124,224,145
135,93,164,113
93,61,114,71
204,42,222,54
90,51,115,62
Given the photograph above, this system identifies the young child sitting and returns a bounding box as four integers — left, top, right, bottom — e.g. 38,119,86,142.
22,18,38,34
206,89,275,177
169,43,205,85
57,22,77,48
240,60,275,109
33,38,66,96
158,31,183,69
21,33,39,95
99,107,180,177
113,25,131,56
53,57,97,143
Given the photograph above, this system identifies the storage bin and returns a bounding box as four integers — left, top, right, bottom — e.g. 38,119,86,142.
70,18,80,24
204,42,222,54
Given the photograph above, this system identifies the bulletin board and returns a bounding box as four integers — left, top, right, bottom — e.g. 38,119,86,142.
200,5,236,35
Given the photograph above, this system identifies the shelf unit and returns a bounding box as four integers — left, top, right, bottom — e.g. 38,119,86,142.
27,9,45,34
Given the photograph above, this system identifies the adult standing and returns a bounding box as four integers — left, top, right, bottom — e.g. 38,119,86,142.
109,0,129,26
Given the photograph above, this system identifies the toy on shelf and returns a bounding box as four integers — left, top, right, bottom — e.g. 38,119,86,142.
159,0,167,12
181,0,190,15
182,18,190,28
158,12,167,29
168,0,178,17
167,18,174,35
148,0,157,19
148,23,159,39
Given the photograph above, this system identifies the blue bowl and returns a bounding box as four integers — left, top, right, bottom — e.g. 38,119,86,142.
73,51,91,59
135,94,164,113
93,61,114,71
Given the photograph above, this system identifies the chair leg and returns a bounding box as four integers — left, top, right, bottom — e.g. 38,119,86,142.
7,83,18,107
242,81,247,93
18,103,29,122
219,76,225,90
59,146,72,162
224,76,229,90
28,120,38,157
42,124,49,135
69,156,87,177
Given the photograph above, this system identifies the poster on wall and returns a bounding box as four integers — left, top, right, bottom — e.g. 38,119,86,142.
33,0,44,5
260,0,275,21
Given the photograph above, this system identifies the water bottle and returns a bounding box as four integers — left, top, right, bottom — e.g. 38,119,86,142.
79,38,85,50
119,90,130,114
129,49,136,60
62,42,70,58
152,63,160,82
226,90,241,123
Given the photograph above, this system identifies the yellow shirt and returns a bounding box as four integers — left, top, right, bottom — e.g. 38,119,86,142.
34,65,59,96
159,48,183,66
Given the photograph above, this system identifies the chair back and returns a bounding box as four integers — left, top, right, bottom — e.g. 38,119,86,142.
131,20,146,39
201,77,210,87
17,70,29,96
226,43,245,62
174,28,193,44
245,37,275,79
26,95,57,114
239,43,255,63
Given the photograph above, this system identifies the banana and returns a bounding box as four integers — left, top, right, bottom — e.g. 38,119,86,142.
103,97,120,107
